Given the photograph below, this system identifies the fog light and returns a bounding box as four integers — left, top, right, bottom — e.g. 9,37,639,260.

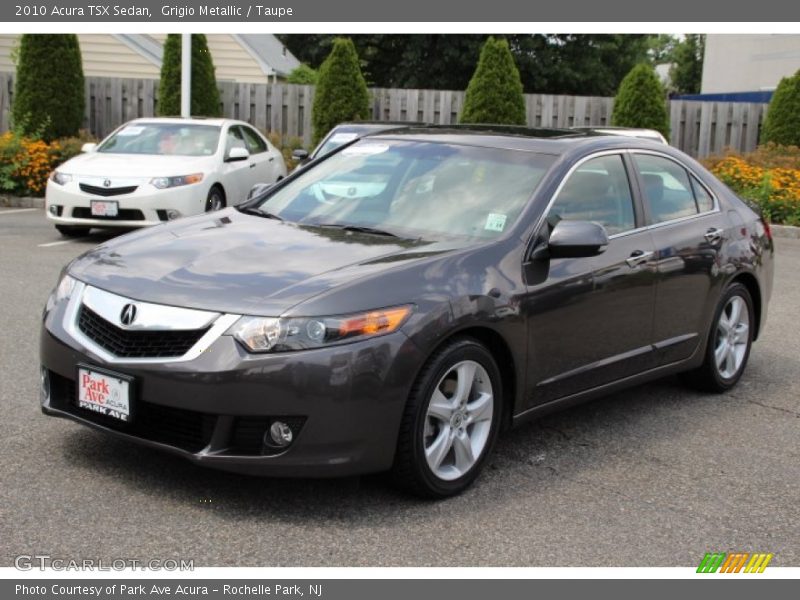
48,205,59,215
166,209,181,220
266,421,293,448
40,367,50,404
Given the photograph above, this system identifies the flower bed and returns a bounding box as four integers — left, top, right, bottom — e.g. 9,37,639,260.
703,144,800,226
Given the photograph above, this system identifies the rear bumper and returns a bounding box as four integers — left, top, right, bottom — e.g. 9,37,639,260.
40,300,424,478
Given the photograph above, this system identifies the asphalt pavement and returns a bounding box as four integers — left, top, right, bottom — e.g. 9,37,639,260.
1,208,798,567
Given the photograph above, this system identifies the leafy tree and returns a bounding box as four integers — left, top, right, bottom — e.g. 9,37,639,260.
461,37,526,125
761,69,800,146
311,38,371,146
646,34,678,65
158,34,221,117
287,64,318,85
12,34,85,141
279,34,649,95
611,63,670,138
670,34,705,94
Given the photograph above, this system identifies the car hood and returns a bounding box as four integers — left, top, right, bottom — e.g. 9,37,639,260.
68,208,458,316
61,152,212,179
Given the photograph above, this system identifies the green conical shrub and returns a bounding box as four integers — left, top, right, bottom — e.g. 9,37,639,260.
460,37,526,126
611,63,670,139
311,38,371,146
12,34,85,141
761,70,800,147
158,34,221,117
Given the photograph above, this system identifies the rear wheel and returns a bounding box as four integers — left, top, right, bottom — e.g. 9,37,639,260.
205,186,225,212
55,225,90,237
682,282,754,392
392,338,502,498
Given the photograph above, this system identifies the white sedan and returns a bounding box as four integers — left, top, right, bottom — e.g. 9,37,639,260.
46,118,287,236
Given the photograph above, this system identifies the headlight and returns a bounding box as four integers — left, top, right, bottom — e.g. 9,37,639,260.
49,171,72,185
150,173,204,189
44,274,77,314
230,305,413,353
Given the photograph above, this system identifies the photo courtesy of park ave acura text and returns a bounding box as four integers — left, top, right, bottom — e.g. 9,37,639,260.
0,26,798,569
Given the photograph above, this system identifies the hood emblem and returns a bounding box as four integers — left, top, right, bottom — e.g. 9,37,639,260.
103,179,112,188
120,304,138,326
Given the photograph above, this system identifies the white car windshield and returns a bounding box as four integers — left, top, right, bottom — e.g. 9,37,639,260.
97,123,221,156
255,139,555,240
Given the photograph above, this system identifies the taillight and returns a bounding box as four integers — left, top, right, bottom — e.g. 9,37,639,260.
761,218,772,242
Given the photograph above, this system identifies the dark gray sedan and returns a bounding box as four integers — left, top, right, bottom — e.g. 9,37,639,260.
40,126,774,497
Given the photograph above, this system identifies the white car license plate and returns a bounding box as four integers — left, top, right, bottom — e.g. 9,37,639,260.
90,200,118,217
76,367,131,422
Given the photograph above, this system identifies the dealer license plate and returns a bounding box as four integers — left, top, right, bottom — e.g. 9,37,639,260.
76,366,131,422
90,200,118,217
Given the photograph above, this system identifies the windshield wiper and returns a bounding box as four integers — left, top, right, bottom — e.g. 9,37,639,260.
238,206,283,221
315,223,401,238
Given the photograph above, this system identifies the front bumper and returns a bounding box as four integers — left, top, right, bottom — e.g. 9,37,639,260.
40,294,424,477
45,179,208,228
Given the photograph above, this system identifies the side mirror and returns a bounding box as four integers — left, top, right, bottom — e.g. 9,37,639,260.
292,149,309,160
247,183,273,201
81,143,97,153
544,220,609,259
226,147,250,162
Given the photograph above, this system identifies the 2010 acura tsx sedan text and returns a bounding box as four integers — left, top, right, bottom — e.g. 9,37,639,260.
40,126,774,497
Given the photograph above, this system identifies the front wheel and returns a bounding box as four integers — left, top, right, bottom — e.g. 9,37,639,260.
392,338,502,498
682,282,754,392
205,186,225,212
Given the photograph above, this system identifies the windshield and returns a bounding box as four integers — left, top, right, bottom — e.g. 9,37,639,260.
254,139,554,240
97,123,221,156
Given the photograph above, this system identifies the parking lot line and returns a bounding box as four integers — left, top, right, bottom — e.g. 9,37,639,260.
0,208,38,216
38,239,84,248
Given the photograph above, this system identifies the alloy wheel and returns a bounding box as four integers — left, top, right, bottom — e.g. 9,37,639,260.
714,295,750,379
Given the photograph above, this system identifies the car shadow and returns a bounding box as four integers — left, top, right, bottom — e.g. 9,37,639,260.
55,374,725,524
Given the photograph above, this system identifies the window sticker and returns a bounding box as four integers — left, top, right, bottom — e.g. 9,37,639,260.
116,126,145,136
341,143,390,156
485,213,507,232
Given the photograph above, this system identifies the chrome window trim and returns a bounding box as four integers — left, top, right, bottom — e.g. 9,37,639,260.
63,281,241,365
530,148,722,246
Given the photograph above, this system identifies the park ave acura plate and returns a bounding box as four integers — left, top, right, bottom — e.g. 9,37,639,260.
76,365,132,422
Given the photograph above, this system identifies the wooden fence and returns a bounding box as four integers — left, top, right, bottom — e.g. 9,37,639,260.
0,72,768,157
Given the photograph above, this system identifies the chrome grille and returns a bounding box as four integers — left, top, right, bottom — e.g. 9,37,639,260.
77,304,209,358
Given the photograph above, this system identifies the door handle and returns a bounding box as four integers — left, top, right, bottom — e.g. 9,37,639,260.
249,163,256,169
626,250,654,268
704,227,724,244
268,156,275,162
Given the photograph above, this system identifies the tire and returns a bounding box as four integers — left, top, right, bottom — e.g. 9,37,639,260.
392,337,502,498
682,282,754,393
204,186,225,212
55,225,90,237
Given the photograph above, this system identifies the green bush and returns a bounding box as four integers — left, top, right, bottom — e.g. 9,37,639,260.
611,63,670,139
158,34,221,117
761,69,800,147
460,37,526,126
12,35,85,142
311,38,371,146
287,64,318,85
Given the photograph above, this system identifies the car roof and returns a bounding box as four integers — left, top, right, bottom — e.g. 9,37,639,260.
365,124,672,156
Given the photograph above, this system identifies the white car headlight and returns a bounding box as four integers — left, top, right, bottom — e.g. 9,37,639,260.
230,306,413,353
150,173,204,189
49,171,72,185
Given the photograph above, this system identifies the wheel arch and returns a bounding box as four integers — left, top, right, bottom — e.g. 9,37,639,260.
729,272,762,340
415,326,518,432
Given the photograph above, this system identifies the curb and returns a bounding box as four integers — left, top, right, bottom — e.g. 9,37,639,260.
0,195,44,209
771,224,800,239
